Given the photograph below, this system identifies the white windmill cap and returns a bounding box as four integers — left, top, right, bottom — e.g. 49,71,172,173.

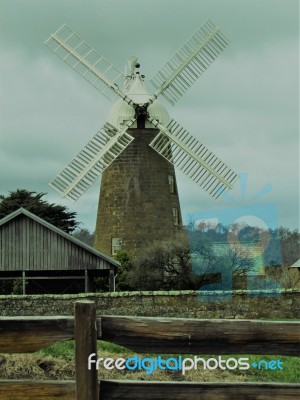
106,75,171,128
126,73,152,105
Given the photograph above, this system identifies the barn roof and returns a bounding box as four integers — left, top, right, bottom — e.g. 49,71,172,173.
0,207,119,270
290,259,300,268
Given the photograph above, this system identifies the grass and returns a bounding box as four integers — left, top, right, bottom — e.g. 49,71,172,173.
1,340,297,383
233,355,299,383
38,340,75,360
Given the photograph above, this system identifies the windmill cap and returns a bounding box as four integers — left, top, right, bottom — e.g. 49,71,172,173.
125,74,152,105
106,97,171,128
106,75,171,128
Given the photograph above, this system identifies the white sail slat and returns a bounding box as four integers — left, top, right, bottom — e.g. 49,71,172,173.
45,24,129,102
50,121,135,202
149,118,238,199
150,20,229,105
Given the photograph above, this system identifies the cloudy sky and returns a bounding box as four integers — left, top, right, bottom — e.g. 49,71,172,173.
0,0,299,233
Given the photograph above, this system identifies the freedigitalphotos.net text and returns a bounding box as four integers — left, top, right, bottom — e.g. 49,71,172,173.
87,354,265,375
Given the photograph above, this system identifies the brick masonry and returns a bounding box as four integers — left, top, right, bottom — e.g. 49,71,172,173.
94,128,187,255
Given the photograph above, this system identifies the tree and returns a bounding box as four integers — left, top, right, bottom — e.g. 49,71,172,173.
190,236,254,290
73,228,94,246
277,227,300,266
115,238,255,292
265,265,300,289
125,242,201,291
115,250,135,291
0,189,79,233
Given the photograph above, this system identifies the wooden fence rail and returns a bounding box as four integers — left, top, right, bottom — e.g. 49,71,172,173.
0,301,299,399
2,315,299,355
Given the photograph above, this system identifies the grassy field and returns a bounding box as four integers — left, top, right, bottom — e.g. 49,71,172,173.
0,340,298,383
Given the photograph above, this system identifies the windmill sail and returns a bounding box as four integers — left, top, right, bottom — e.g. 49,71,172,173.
46,20,238,203
150,20,229,105
50,121,135,202
45,24,129,102
149,118,238,199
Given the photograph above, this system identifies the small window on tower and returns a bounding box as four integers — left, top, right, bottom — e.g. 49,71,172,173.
112,238,122,255
172,208,179,225
168,175,175,193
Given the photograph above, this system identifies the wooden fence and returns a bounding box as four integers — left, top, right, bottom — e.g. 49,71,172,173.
0,301,299,399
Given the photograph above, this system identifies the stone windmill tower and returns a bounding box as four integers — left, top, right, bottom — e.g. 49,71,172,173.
45,21,238,256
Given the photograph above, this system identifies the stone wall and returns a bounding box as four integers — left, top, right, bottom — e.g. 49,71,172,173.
0,289,299,319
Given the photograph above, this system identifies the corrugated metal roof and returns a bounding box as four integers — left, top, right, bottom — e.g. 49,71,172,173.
0,208,119,268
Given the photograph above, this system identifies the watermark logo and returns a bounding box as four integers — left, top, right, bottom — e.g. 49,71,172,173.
88,354,284,375
251,359,284,370
188,174,282,301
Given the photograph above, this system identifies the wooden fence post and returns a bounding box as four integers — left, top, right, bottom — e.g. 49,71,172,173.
109,269,115,292
75,301,98,400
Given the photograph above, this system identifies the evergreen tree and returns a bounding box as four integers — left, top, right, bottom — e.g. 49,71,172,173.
0,189,79,233
73,228,94,246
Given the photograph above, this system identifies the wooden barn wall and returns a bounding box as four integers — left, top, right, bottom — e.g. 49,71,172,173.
0,215,110,271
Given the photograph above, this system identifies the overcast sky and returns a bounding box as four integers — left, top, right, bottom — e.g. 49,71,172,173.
0,0,299,234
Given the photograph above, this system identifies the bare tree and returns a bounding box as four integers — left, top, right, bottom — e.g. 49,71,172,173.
126,242,200,291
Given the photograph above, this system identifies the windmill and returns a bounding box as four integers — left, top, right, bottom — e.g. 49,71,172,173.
45,20,238,256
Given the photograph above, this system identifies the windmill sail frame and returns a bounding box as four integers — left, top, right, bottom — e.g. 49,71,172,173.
50,120,136,202
45,24,131,103
149,118,238,199
46,20,238,202
150,19,229,105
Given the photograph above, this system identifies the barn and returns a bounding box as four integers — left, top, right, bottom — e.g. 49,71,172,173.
0,208,118,294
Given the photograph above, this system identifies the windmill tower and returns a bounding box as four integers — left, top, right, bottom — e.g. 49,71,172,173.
45,20,238,256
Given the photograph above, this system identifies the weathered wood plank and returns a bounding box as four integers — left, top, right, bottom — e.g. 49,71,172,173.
98,316,300,356
0,380,299,400
99,381,300,400
0,380,75,399
1,315,299,355
75,301,98,400
0,317,74,352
